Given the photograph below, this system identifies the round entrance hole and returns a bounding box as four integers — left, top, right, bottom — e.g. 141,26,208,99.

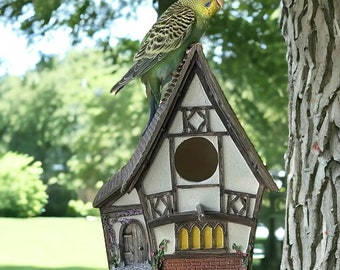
174,137,218,182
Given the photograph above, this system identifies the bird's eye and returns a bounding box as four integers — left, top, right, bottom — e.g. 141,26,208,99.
205,1,212,8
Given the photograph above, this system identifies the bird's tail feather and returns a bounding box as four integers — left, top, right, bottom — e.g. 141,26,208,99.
110,68,137,94
110,80,126,95
111,57,159,94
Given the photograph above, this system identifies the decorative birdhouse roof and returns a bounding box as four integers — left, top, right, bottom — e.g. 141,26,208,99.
93,43,277,208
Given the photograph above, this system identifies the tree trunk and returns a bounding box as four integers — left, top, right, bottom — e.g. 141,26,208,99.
280,0,340,269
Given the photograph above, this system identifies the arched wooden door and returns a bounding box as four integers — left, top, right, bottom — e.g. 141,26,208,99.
120,220,148,265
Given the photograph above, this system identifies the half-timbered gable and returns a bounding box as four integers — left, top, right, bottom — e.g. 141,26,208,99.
94,44,278,270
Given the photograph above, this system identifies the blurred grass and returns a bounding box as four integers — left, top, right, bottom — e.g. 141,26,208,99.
0,267,103,270
0,218,107,270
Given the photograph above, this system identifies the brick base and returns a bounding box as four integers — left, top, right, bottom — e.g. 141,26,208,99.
163,255,243,270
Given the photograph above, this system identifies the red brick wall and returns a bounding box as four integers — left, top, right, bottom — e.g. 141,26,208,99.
163,255,243,270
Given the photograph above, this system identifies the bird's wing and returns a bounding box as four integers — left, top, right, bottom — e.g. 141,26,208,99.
111,3,195,94
135,3,196,60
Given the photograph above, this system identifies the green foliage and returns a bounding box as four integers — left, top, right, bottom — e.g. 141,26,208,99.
0,152,47,217
1,0,288,170
155,0,176,16
150,239,168,270
0,48,148,207
57,49,148,190
0,69,75,181
207,0,288,168
66,199,99,217
43,183,77,217
232,243,250,270
0,0,144,44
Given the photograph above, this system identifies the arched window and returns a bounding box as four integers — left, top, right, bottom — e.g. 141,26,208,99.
179,228,189,250
215,225,224,248
203,225,213,249
191,226,200,249
175,222,226,251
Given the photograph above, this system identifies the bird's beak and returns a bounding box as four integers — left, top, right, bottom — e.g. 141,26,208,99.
216,0,224,8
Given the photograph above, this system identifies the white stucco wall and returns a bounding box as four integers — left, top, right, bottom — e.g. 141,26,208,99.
177,186,220,212
223,136,259,194
181,74,211,107
143,139,172,195
227,223,251,252
168,111,183,134
210,109,227,132
153,224,176,254
114,188,140,206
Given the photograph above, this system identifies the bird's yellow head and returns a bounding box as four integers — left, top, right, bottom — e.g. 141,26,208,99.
181,0,224,19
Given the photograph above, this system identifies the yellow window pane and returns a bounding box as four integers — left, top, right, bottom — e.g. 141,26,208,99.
179,228,189,250
215,225,224,248
192,226,200,249
203,226,213,249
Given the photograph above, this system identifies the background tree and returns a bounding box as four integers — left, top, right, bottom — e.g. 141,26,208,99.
0,0,288,168
209,1,288,168
0,48,148,213
63,47,148,201
280,0,340,269
0,152,47,217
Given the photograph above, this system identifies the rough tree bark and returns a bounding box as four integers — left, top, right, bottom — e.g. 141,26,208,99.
280,0,340,269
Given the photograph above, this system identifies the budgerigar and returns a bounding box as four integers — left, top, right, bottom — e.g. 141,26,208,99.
111,0,224,124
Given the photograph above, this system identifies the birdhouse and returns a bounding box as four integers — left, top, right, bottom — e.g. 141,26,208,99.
93,44,278,270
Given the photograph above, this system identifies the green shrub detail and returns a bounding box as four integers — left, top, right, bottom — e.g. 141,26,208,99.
0,152,47,217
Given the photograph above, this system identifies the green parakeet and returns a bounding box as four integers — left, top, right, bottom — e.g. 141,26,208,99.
111,0,224,123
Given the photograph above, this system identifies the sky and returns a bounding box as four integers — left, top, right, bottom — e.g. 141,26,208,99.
0,5,157,76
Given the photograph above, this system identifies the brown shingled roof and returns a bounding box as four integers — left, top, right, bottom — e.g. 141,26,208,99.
93,43,277,208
